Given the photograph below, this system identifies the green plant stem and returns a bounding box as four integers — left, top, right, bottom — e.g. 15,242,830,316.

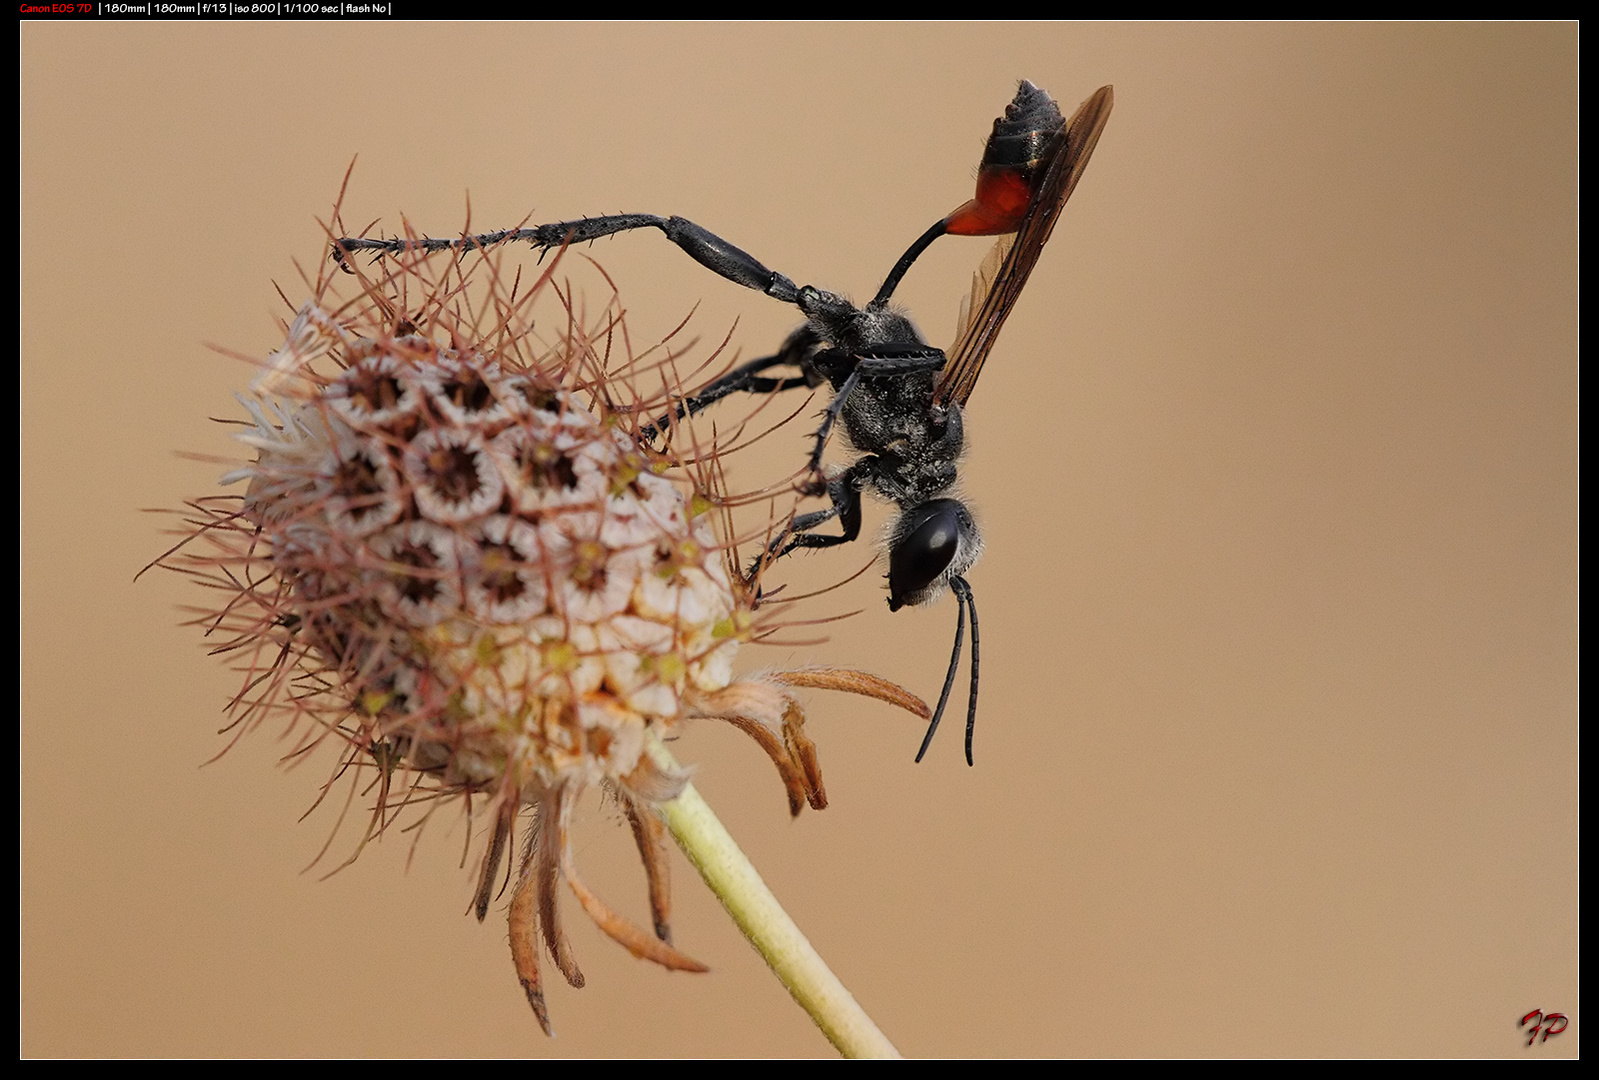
645,733,901,1059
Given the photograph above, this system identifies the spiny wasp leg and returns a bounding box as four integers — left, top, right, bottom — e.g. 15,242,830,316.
335,214,800,304
639,329,823,445
744,464,872,584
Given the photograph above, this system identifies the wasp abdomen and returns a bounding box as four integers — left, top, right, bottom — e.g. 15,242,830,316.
982,81,1068,172
943,80,1068,237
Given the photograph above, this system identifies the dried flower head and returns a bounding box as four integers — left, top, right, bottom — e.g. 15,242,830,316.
155,211,926,1035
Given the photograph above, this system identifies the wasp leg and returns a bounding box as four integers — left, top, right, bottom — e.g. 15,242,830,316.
747,459,879,586
334,214,803,304
641,328,824,444
799,348,947,494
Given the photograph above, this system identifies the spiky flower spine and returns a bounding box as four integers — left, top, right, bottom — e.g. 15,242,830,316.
160,234,925,1037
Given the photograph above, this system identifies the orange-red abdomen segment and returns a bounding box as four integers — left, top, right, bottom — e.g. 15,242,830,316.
943,166,1037,236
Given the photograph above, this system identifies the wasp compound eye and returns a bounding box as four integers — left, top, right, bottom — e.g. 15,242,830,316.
889,499,974,611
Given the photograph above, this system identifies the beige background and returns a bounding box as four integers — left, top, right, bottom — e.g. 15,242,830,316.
20,23,1577,1057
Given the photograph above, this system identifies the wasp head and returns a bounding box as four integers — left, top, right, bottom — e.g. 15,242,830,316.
886,498,982,611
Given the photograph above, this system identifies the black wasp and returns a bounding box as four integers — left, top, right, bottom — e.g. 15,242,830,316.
334,81,1114,765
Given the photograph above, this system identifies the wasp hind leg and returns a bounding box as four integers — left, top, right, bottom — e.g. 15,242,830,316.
334,214,802,304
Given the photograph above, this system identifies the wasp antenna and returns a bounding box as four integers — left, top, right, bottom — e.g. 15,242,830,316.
915,584,968,763
953,575,980,766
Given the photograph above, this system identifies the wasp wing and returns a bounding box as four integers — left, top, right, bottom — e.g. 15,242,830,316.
949,231,1017,373
937,84,1113,407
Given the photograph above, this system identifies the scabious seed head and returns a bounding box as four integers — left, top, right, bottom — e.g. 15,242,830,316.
159,219,927,1036
230,302,741,800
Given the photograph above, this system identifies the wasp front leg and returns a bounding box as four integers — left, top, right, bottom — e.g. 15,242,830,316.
746,458,883,587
